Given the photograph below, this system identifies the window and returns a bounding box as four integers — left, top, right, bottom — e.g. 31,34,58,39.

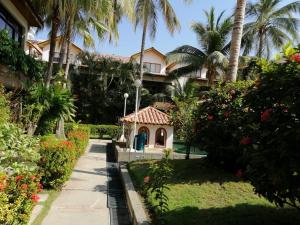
155,128,167,147
0,5,23,43
144,62,161,73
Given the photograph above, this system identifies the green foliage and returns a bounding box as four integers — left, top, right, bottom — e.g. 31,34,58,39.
242,48,300,209
65,123,120,139
39,127,90,189
195,81,253,170
21,84,76,135
71,53,139,124
0,173,42,225
0,123,40,174
170,97,198,159
145,152,173,224
0,86,10,126
0,29,45,81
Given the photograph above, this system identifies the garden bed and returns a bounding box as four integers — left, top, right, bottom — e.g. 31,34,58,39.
128,159,300,225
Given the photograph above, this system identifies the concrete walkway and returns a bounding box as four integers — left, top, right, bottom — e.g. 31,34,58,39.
42,140,110,225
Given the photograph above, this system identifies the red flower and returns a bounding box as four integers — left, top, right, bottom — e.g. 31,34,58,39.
21,184,28,190
235,169,243,178
261,108,273,122
240,137,252,145
224,111,230,118
291,53,300,62
144,176,150,184
31,194,40,203
207,115,214,121
16,175,24,183
0,182,4,191
30,175,36,181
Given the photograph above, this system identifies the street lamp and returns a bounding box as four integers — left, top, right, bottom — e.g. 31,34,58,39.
120,93,129,142
132,79,142,152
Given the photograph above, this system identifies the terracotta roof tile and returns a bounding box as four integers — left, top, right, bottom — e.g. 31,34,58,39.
120,106,170,125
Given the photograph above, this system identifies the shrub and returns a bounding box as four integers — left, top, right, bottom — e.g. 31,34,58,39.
195,81,253,171
0,29,45,81
67,127,90,157
242,48,300,208
65,123,120,139
0,86,9,126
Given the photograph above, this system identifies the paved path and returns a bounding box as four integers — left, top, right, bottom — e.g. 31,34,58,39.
42,140,110,225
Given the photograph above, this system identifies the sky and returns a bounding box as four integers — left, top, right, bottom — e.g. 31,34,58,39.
35,0,297,57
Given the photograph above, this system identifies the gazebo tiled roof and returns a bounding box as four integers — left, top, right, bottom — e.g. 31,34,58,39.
120,106,170,125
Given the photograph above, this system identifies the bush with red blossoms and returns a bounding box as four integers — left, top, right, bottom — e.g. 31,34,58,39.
242,46,300,209
195,81,253,171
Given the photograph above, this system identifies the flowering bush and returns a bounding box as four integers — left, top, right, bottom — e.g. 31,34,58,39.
39,136,76,189
195,81,253,170
0,173,42,224
242,47,300,208
67,127,90,157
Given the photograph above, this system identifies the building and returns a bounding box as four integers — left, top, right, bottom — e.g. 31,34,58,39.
26,36,83,64
0,0,42,47
121,106,174,150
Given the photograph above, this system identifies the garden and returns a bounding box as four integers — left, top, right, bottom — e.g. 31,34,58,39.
128,45,300,225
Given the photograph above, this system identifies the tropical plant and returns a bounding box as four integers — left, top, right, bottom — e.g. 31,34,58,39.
167,7,233,86
242,45,300,209
170,97,198,159
227,0,247,82
168,78,201,101
242,0,300,58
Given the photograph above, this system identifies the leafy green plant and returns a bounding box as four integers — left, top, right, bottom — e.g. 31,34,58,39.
195,81,253,171
145,151,173,224
242,46,300,209
0,29,45,81
0,85,10,126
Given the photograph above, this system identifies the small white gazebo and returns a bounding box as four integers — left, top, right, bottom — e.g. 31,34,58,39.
120,106,174,150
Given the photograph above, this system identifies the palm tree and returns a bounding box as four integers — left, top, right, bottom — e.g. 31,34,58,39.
227,0,247,82
167,7,233,86
243,0,300,58
134,0,181,84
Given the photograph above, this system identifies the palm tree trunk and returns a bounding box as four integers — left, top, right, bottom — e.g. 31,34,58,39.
46,6,60,89
137,18,148,108
258,29,264,58
227,0,247,82
58,36,67,70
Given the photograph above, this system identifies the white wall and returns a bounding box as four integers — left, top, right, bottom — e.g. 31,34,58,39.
129,124,174,150
0,0,29,46
133,51,167,75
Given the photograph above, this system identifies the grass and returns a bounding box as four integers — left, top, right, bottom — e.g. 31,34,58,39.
128,159,300,225
31,190,60,225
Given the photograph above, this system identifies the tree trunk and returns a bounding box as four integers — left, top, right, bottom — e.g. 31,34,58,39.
45,6,60,89
227,0,247,82
137,18,148,109
58,36,67,70
185,144,191,160
258,28,264,58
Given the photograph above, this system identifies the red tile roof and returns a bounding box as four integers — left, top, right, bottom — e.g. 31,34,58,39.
120,106,170,125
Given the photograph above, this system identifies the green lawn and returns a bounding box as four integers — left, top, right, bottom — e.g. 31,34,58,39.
128,159,300,225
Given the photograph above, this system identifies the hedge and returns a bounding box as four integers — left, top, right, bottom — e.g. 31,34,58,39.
65,123,121,139
39,127,90,189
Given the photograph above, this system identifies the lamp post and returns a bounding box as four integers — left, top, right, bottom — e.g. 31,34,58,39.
132,79,142,152
120,93,129,142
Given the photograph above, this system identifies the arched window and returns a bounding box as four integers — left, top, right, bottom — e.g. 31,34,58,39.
155,128,167,147
138,126,150,145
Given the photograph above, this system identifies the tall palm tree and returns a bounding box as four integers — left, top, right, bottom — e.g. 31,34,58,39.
167,7,233,86
227,0,247,82
134,0,181,84
243,0,300,58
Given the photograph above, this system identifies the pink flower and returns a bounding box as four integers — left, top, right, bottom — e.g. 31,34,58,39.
261,108,273,122
207,115,214,121
235,169,243,178
31,194,40,203
283,108,288,113
240,137,252,145
291,53,300,62
144,176,150,184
